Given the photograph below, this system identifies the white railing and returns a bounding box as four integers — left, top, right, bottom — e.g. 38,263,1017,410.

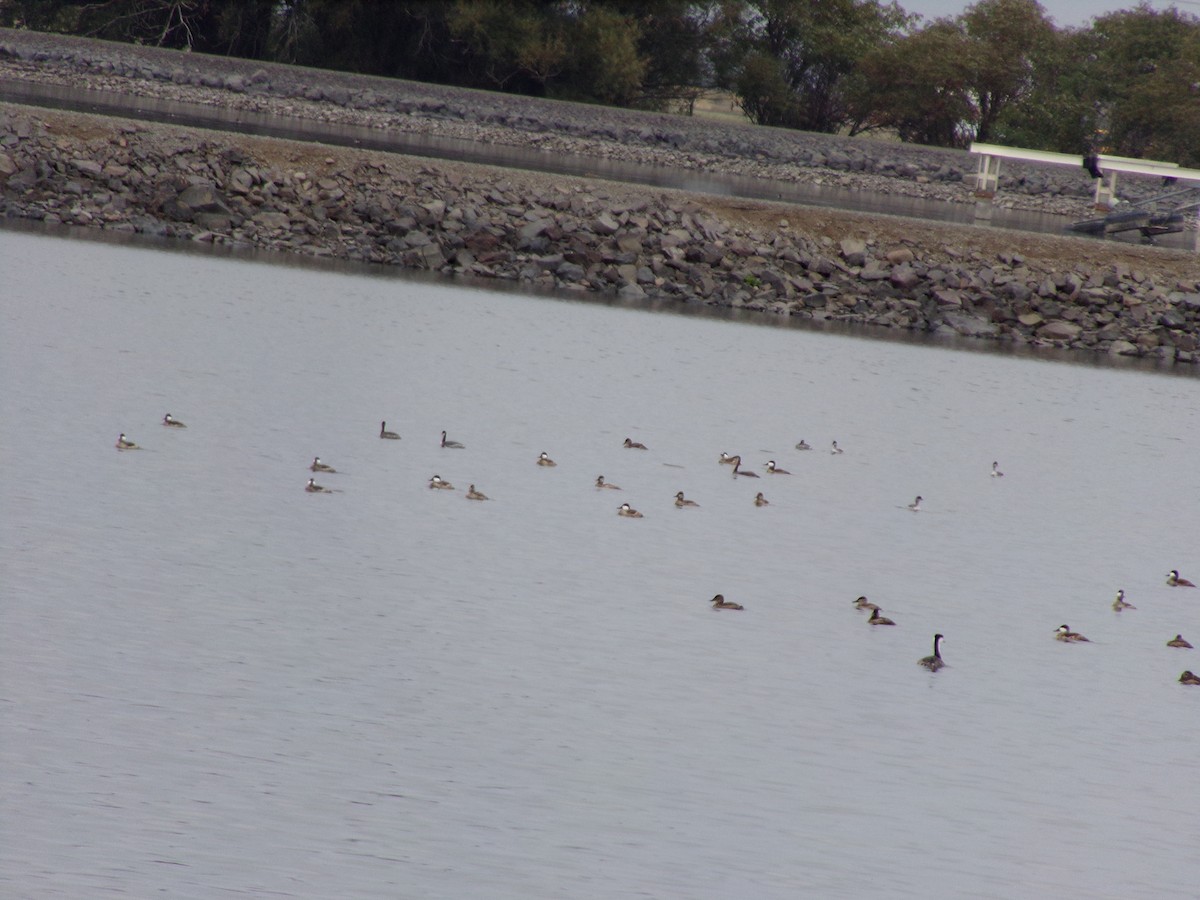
969,141,1200,209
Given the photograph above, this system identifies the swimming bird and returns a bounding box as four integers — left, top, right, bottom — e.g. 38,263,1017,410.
429,475,455,490
162,413,186,428
624,437,648,450
115,433,139,450
1180,671,1200,685
719,452,738,465
1166,569,1196,587
1167,634,1194,649
305,478,331,493
854,596,880,613
310,457,336,473
536,452,557,467
618,503,643,518
1112,589,1135,611
868,609,896,626
711,594,744,611
674,491,699,508
380,421,400,440
730,455,759,478
754,492,769,507
596,475,621,490
1055,624,1090,643
919,634,946,671
991,461,1004,477
795,439,812,450
765,460,791,474
466,484,490,501
907,495,923,512
830,440,844,454
440,430,464,449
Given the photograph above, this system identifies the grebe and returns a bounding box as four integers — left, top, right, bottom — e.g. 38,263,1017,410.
991,461,1004,477
440,431,465,449
730,455,759,478
830,441,844,455
919,634,946,671
868,609,896,626
907,495,923,512
380,421,400,440
595,475,621,490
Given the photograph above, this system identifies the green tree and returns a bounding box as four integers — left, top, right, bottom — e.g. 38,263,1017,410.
713,0,911,133
989,27,1099,154
1088,5,1200,165
849,21,975,146
960,0,1056,142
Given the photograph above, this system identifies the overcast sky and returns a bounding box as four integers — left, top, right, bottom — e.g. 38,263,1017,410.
900,0,1200,28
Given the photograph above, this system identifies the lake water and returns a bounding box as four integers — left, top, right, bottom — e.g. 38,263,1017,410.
2,228,1199,899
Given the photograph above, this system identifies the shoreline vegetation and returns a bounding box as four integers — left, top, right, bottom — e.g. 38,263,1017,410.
2,29,1199,366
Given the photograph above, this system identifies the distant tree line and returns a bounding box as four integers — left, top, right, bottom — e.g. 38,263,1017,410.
4,0,1198,165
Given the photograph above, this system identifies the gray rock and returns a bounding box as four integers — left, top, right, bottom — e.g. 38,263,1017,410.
1038,320,1082,340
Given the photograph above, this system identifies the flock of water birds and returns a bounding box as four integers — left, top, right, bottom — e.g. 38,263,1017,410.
116,414,1197,683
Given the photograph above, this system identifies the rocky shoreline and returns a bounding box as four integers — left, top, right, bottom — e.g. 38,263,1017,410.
2,30,1199,364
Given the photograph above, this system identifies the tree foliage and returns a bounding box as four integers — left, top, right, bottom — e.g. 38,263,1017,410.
3,0,1198,162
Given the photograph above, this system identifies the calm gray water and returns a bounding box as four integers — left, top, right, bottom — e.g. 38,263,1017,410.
2,229,1199,899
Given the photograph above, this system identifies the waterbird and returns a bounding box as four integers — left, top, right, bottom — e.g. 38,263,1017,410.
919,634,946,671
596,475,621,490
1167,634,1193,649
623,437,648,450
466,484,490,501
1055,624,1090,643
310,457,336,473
380,421,400,440
429,475,455,490
868,609,896,626
1166,569,1196,587
711,594,744,610
440,430,464,449
618,503,643,518
765,460,791,474
162,413,186,428
305,478,331,493
1112,589,1135,611
674,491,699,508
115,433,139,450
536,452,557,467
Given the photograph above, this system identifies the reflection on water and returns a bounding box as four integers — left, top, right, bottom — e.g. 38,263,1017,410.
3,229,1199,899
